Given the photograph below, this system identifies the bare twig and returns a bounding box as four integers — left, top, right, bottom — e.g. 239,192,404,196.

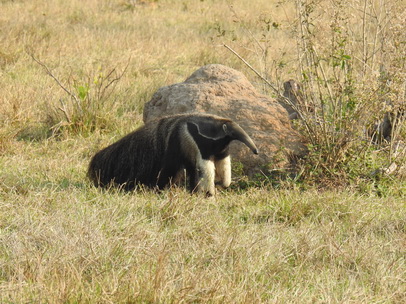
98,58,131,101
57,99,71,123
362,0,368,76
224,44,279,93
223,43,317,143
29,53,81,107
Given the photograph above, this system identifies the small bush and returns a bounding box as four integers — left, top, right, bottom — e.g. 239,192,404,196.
292,0,405,183
220,0,405,185
32,55,129,137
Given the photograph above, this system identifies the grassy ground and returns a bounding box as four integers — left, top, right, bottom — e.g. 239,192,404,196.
1,0,405,303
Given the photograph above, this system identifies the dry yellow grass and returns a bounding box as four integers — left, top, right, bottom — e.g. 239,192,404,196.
1,0,405,303
1,143,405,302
0,0,297,133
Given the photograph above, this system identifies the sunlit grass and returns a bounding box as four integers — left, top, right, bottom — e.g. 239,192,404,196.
1,152,405,302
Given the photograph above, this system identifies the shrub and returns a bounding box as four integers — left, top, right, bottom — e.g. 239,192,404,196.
31,54,129,137
220,0,405,185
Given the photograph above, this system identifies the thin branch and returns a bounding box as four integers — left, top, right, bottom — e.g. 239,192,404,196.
224,44,279,93
29,53,80,106
362,0,368,77
223,43,316,142
224,43,303,115
97,57,131,102
104,59,131,91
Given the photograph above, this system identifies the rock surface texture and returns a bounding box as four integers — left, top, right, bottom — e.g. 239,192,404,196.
143,64,307,175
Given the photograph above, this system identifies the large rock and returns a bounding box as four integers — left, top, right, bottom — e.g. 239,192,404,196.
143,64,307,175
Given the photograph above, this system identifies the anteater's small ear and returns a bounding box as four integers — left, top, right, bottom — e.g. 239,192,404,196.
187,120,227,140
